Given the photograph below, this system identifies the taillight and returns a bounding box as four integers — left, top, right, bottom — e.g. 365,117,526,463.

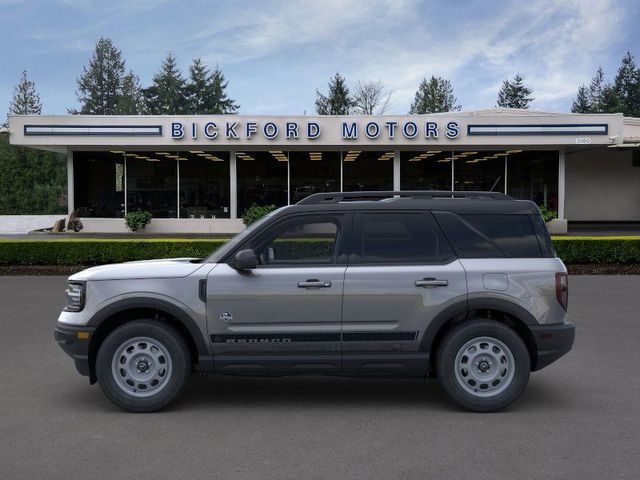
555,272,568,311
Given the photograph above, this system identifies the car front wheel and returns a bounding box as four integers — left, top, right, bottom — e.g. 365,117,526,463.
436,319,530,412
96,320,191,413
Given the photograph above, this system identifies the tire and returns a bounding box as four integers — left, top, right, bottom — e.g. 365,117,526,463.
436,319,530,412
96,319,191,413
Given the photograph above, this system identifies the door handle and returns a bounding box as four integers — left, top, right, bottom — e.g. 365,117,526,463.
415,278,448,288
298,279,332,288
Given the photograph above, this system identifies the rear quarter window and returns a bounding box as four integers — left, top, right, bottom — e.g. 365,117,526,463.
434,212,543,258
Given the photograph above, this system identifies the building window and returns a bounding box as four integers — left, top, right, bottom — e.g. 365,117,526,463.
289,151,340,203
507,150,558,210
237,151,288,216
73,151,125,218
178,151,230,218
343,150,394,191
126,151,177,218
400,150,452,190
453,151,506,192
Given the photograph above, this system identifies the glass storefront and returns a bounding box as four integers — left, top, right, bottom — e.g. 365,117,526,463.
72,149,560,218
343,150,394,191
237,150,288,216
289,151,340,203
401,150,452,190
73,151,125,217
178,151,230,218
126,151,177,218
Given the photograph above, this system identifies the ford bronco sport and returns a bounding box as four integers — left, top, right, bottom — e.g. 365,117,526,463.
55,191,574,413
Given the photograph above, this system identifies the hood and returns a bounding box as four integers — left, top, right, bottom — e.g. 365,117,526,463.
69,258,205,281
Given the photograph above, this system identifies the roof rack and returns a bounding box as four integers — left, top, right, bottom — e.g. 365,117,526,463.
296,191,512,205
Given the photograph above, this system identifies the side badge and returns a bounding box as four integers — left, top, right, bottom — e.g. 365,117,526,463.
219,310,233,322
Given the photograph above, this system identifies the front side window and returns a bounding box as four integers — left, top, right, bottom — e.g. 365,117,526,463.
354,212,455,264
252,216,340,266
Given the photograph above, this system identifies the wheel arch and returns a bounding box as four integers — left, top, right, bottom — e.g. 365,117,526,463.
422,298,539,374
86,298,211,384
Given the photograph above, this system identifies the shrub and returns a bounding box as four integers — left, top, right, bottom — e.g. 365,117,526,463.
66,210,83,232
242,204,277,226
551,237,640,264
538,205,557,223
125,210,152,232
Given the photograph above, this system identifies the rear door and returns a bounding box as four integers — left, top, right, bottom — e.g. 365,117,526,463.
341,211,467,374
206,213,349,374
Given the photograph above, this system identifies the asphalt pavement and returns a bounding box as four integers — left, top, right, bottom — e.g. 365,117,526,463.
0,275,639,480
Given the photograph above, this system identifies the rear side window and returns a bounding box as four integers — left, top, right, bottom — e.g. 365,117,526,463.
434,212,543,258
353,212,455,264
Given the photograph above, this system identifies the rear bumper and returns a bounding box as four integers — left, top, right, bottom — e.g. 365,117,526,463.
54,324,96,378
530,322,575,371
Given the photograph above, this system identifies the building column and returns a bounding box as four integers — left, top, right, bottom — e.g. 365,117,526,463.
558,148,566,220
393,150,401,190
230,150,237,219
66,148,74,216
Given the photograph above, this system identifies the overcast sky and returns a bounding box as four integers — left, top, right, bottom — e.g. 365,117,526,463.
1,0,639,117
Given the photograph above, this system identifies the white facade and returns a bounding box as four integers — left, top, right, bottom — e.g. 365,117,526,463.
8,109,640,234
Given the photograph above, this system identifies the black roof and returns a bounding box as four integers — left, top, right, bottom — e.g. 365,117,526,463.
281,191,540,215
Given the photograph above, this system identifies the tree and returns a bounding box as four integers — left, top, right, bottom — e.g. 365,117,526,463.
352,80,391,115
116,71,144,115
613,51,640,117
409,76,461,114
74,37,125,114
571,85,591,113
144,53,187,115
587,66,607,112
8,70,42,118
185,59,239,114
315,73,352,115
496,73,534,109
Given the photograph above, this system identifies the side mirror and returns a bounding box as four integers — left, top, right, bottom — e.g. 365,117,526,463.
233,249,258,270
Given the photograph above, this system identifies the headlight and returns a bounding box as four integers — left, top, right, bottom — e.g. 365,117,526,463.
64,282,85,312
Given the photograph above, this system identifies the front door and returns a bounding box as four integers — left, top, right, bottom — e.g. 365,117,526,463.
341,211,467,374
206,213,349,374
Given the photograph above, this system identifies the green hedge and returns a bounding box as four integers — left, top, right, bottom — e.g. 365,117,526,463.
551,237,640,264
1,237,640,266
0,239,226,265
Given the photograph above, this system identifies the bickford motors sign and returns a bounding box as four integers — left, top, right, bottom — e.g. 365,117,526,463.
170,119,461,141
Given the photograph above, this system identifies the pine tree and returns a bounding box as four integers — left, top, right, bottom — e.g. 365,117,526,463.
409,76,461,114
185,59,239,114
315,73,352,115
571,85,591,113
8,70,42,117
496,73,534,109
143,53,187,115
613,51,640,117
74,37,125,114
116,71,144,115
588,66,607,111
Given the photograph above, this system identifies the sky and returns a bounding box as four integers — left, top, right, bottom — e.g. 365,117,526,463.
1,0,639,117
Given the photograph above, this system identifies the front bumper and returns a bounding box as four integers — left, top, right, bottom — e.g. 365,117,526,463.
530,322,575,371
54,324,96,378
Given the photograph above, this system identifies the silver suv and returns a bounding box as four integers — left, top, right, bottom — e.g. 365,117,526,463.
54,191,574,413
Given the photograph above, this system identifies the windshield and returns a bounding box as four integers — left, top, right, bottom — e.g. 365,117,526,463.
205,206,288,263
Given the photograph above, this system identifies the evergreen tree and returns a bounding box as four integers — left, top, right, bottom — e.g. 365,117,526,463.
315,73,352,115
116,71,144,115
75,37,125,114
143,53,187,115
8,70,42,117
496,73,534,109
571,85,591,113
588,66,607,111
185,59,239,114
613,51,640,117
409,76,460,114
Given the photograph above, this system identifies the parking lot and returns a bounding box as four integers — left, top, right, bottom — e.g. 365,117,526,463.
1,275,639,480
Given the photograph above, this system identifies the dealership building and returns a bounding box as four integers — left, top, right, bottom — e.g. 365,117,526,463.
8,109,640,234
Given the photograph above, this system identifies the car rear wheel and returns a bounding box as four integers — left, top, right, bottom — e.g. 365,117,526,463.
96,320,191,413
436,319,530,412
